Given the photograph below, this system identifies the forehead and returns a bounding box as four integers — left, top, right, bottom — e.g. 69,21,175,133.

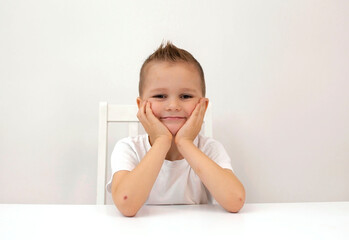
143,61,202,93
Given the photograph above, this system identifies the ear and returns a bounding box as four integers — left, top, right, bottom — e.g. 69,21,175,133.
204,98,209,112
136,97,142,109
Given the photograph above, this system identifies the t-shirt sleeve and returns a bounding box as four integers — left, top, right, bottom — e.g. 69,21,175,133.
204,140,234,172
106,139,139,193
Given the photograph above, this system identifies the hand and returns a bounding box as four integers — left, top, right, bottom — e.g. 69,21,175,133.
137,100,173,147
175,98,208,145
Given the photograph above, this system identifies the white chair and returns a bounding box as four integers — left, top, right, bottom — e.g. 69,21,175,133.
96,102,212,205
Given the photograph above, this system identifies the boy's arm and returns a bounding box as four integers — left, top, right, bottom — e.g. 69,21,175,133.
175,98,245,212
111,137,170,217
112,100,172,217
176,140,245,213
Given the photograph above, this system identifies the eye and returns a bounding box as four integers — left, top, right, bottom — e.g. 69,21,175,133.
180,94,193,99
153,94,166,99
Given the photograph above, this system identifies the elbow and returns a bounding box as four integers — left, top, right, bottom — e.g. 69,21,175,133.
225,189,246,213
119,207,138,217
226,197,245,213
112,192,140,217
114,200,140,217
226,203,244,213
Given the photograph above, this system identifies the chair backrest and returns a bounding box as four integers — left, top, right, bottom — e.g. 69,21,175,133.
96,102,212,204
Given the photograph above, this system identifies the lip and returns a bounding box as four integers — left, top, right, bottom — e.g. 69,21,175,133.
160,116,186,120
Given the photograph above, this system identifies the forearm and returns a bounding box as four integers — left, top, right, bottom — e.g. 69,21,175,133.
112,138,170,216
177,140,245,212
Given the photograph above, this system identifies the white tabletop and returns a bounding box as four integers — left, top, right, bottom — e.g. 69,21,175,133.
1,202,348,240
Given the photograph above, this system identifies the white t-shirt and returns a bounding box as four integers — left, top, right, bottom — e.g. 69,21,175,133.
106,134,233,205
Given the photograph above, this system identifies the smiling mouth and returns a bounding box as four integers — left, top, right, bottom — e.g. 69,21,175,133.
160,117,186,120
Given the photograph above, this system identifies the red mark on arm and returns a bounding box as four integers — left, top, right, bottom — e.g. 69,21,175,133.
123,195,128,200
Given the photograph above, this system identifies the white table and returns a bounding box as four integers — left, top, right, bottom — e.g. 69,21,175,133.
1,202,348,240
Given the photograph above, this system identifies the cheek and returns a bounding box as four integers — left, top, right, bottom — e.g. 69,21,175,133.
185,103,198,116
148,101,161,117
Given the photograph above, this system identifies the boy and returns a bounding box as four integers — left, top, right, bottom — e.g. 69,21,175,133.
106,42,245,217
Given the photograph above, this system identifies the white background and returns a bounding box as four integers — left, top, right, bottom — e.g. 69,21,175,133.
0,0,348,204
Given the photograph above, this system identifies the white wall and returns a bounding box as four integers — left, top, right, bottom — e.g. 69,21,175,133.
1,0,348,204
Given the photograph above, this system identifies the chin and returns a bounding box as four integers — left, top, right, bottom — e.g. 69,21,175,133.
168,128,180,136
163,122,185,136
165,125,181,136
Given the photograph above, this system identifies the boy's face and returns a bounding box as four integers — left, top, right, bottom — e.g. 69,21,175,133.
137,61,208,135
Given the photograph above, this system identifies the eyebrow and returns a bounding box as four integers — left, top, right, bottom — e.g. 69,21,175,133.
150,88,197,93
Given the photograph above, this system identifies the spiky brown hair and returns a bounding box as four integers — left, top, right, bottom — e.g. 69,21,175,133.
139,41,205,97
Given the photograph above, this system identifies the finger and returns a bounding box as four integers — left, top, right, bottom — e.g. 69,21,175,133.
143,100,147,114
194,99,205,125
197,101,205,122
145,101,157,121
138,100,146,117
199,101,206,123
138,100,149,124
200,99,206,116
145,102,168,132
185,102,201,127
193,100,202,117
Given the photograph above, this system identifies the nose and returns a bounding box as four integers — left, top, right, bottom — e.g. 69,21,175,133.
166,98,181,111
